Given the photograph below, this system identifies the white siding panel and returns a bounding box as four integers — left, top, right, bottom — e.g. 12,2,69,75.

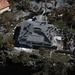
0,7,9,14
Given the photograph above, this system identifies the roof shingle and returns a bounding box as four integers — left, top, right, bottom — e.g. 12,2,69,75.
0,0,9,10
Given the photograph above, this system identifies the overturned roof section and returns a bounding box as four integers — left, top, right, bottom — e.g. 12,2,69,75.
0,0,9,10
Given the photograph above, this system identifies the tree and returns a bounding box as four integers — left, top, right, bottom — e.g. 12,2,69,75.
6,43,14,51
0,34,3,48
8,0,15,4
39,47,45,56
20,0,30,10
11,54,20,63
64,0,75,5
72,49,75,59
67,49,75,75
63,38,68,50
38,58,67,75
18,51,29,65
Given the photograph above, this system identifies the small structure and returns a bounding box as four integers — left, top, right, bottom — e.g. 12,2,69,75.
0,0,10,14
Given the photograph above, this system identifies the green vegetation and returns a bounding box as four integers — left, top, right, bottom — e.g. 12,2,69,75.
10,51,30,65
18,51,30,65
35,57,67,75
11,54,20,63
54,20,68,29
51,52,70,63
53,20,75,33
39,47,45,56
24,10,43,20
54,20,72,32
72,49,75,59
0,34,13,50
33,5,39,11
65,0,75,5
8,0,15,4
